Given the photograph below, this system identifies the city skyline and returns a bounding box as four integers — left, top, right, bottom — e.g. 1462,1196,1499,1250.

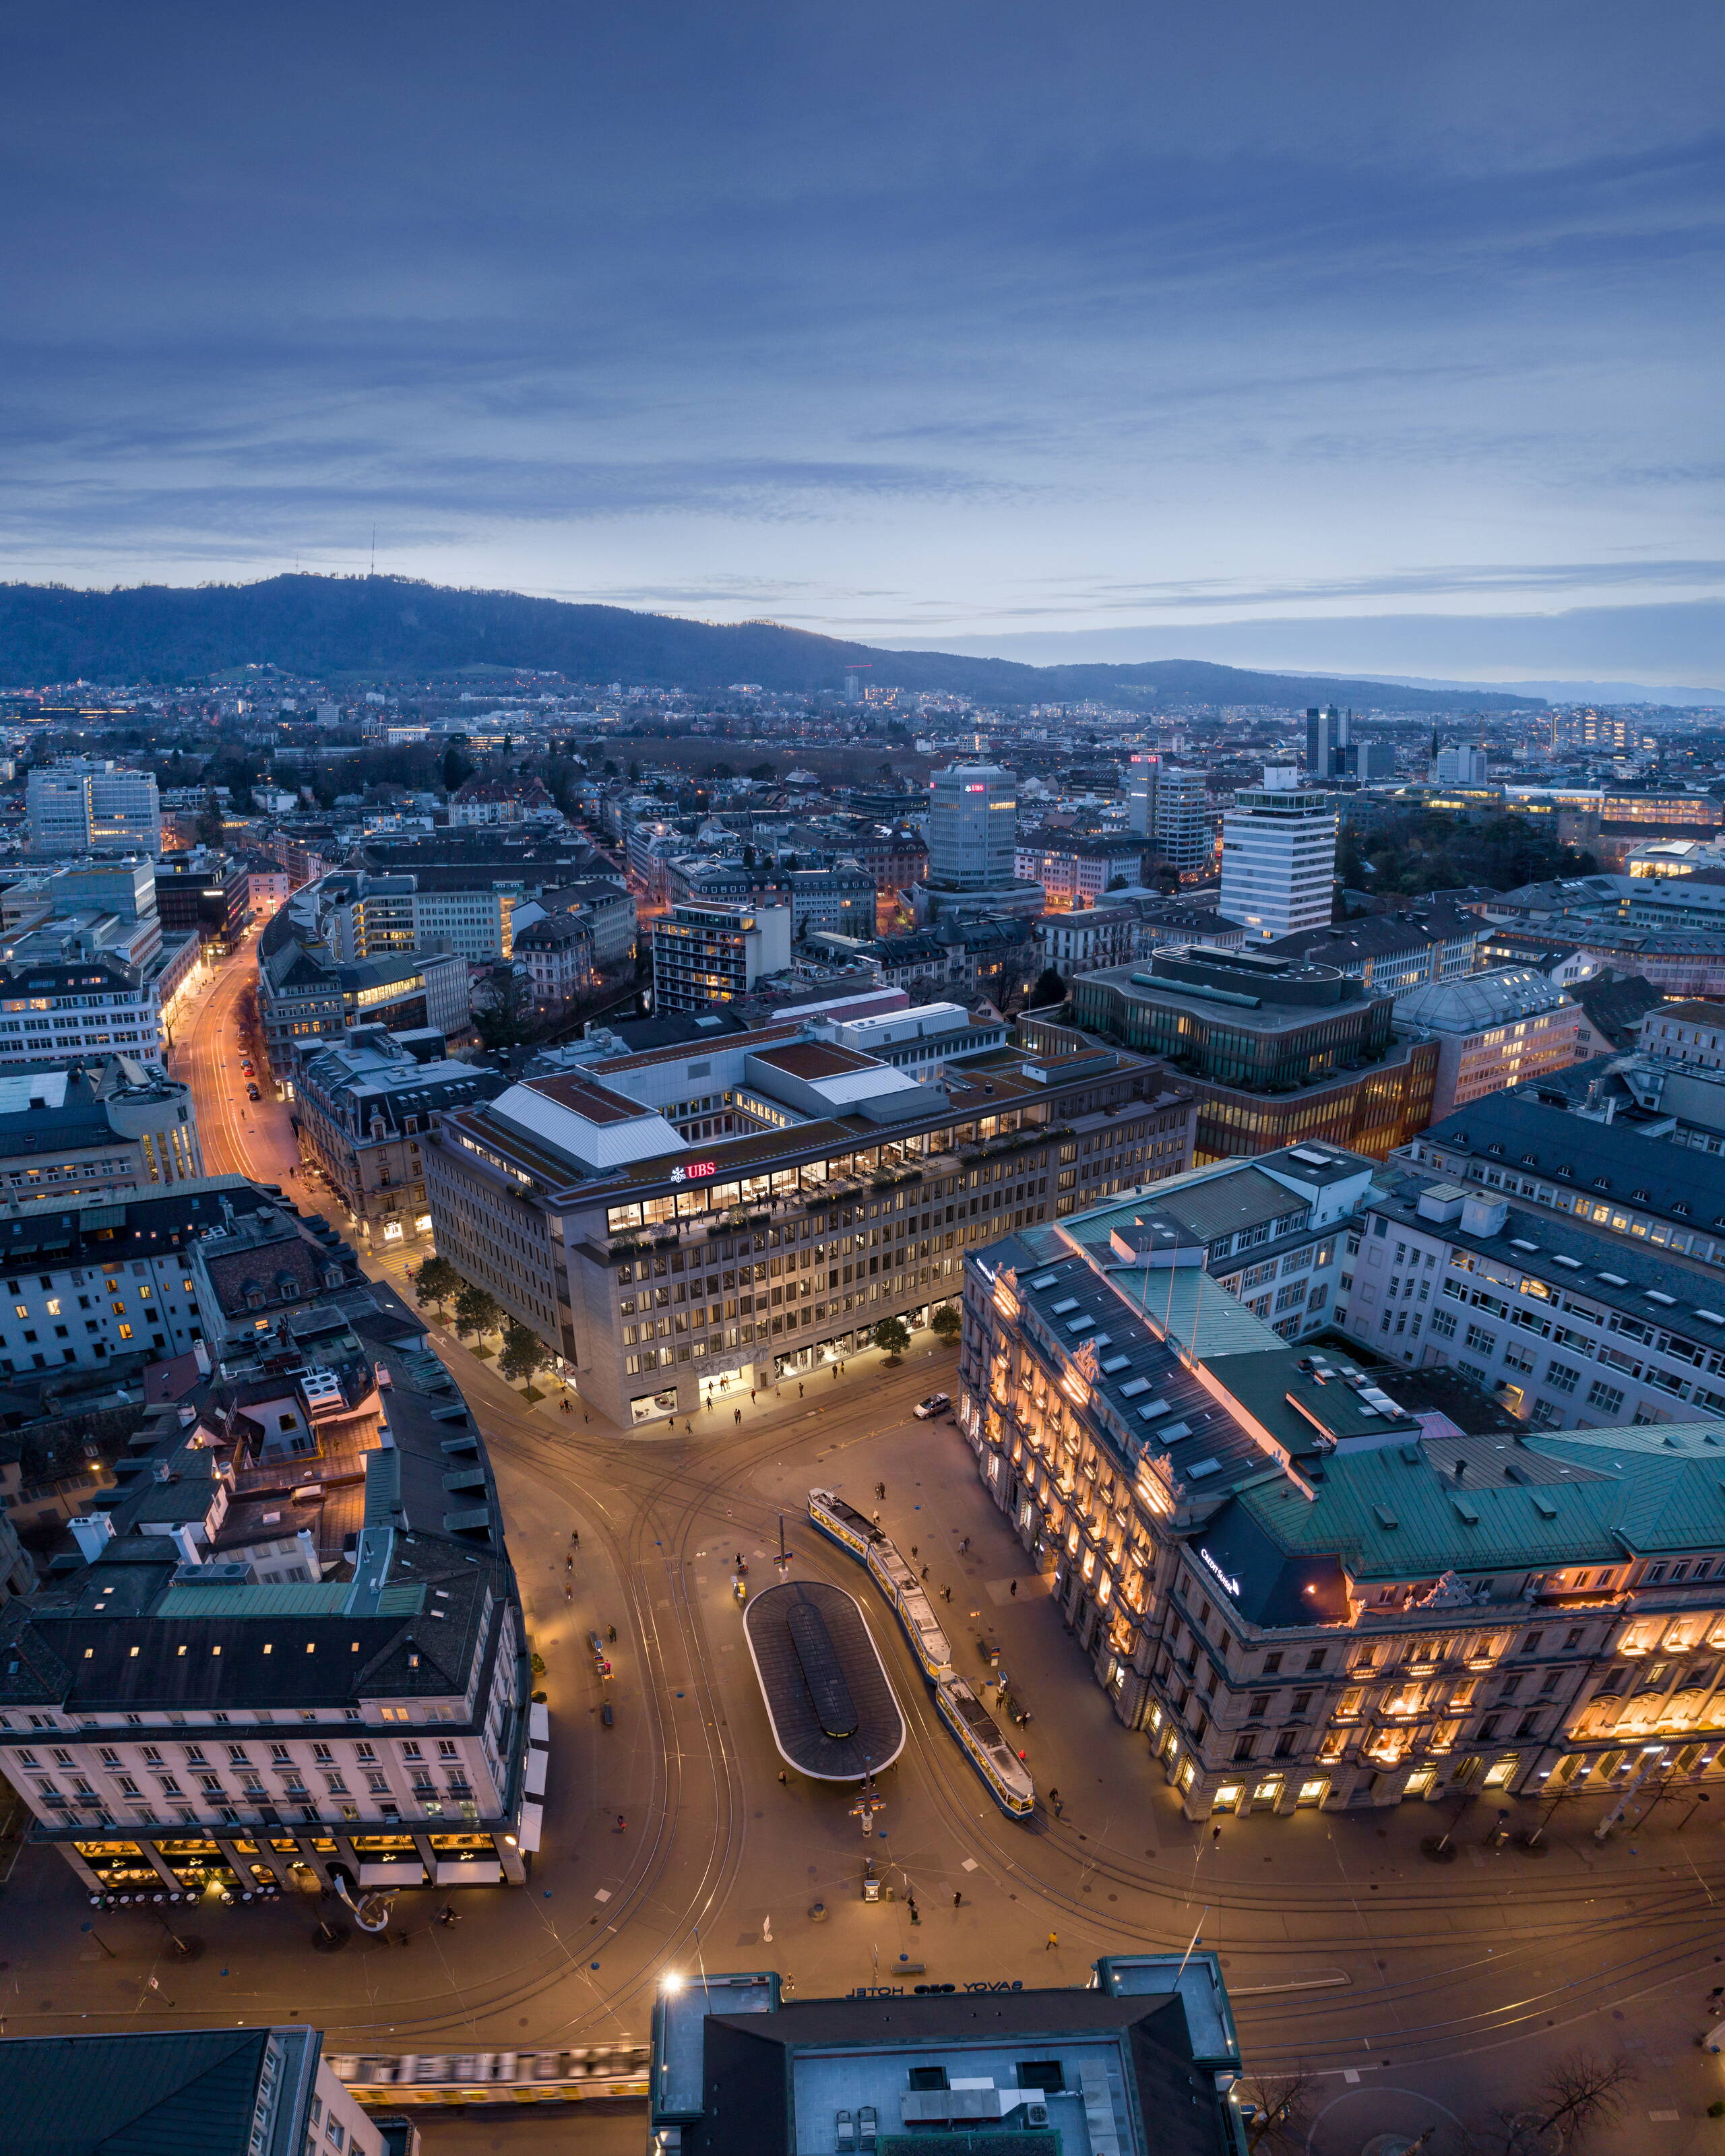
5,2,1722,686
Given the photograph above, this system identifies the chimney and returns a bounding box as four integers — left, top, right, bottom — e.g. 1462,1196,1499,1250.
69,1512,115,1564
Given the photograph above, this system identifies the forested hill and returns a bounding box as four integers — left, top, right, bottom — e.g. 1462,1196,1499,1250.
0,575,1540,711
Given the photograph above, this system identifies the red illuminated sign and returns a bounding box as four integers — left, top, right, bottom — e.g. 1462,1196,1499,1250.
670,1160,717,1184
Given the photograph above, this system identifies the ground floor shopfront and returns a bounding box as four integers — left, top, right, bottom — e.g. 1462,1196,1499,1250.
625,1295,951,1426
48,1823,530,1899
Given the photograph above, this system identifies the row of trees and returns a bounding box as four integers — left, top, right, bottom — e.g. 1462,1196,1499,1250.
412,1255,556,1389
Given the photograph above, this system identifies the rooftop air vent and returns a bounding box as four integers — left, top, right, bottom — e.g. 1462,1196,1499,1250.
1510,1239,1539,1252
1550,1255,1582,1269
1695,1310,1725,1326
1596,1272,1628,1287
1645,1290,1676,1306
1050,1297,1077,1315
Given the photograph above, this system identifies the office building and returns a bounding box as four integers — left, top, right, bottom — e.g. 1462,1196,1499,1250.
926,763,1018,891
1125,756,1214,876
1393,967,1582,1118
291,1027,508,1250
0,868,200,1070
962,1185,1725,1819
0,1056,201,1205
26,761,162,858
1431,744,1490,786
649,1957,1246,2156
153,848,252,953
536,878,637,968
1265,901,1483,992
1219,768,1336,942
1394,1088,1725,1274
651,900,793,1015
257,893,472,1072
1067,945,1439,1162
0,2026,387,2156
424,1012,1195,1426
0,1206,534,1899
1305,703,1349,780
1342,1164,1725,1435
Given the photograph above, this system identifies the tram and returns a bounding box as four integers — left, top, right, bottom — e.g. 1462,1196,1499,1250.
325,2046,650,2107
808,1488,1034,1818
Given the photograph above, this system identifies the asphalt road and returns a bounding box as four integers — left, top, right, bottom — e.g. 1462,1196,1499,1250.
74,943,1725,2153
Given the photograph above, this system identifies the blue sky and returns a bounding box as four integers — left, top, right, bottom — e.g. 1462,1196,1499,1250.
5,1,1724,679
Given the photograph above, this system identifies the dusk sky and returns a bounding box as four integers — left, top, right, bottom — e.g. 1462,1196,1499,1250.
7,2,1724,680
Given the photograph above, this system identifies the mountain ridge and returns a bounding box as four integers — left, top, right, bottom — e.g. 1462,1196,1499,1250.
0,574,1540,711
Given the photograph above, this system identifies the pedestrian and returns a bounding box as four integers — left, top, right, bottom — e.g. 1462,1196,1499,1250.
565,1554,574,1572
920,1564,929,1580
876,1483,886,1500
616,1814,627,1831
778,1771,787,1785
571,1529,581,1548
1044,1930,1057,1951
734,1407,743,1426
910,1544,918,1558
751,1389,756,1403
798,1382,804,1397
832,1366,839,1381
564,1584,571,1602
952,1890,962,1909
607,1624,617,1643
1211,1826,1222,1843
1009,1579,1017,1598
942,1586,951,1603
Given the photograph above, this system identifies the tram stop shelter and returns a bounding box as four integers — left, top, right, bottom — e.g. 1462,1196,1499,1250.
743,1579,905,1781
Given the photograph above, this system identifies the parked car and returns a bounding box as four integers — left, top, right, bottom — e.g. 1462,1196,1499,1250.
913,1393,952,1420
246,1083,261,1100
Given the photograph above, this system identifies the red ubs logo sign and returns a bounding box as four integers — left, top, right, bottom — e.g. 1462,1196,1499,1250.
670,1160,716,1182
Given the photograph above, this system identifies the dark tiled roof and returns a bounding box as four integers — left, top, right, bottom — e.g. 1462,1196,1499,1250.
1414,1091,1725,1230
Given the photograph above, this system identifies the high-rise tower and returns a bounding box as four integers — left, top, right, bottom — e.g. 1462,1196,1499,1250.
1220,767,1337,941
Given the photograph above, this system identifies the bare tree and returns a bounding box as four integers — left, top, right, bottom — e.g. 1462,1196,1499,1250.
1486,2047,1638,2155
1243,2066,1315,2153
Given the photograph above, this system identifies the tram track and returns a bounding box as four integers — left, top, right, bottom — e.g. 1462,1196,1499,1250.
179,972,1725,2072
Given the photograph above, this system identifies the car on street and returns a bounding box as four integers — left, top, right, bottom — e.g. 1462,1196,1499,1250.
246,1083,261,1100
913,1393,952,1420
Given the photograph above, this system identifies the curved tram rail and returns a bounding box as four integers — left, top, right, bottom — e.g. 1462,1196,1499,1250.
808,1487,1034,1817
327,2045,650,2107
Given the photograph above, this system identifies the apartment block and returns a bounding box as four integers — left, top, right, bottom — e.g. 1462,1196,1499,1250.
650,900,793,1015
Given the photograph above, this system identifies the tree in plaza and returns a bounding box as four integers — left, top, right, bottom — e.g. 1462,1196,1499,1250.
871,1316,910,1364
1487,2048,1638,2155
1028,966,1067,1011
930,1302,962,1347
414,1255,462,1313
1241,2067,1315,2153
498,1322,551,1389
453,1283,505,1339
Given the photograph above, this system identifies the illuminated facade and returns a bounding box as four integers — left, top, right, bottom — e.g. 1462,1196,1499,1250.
425,1015,1195,1426
960,1187,1725,1818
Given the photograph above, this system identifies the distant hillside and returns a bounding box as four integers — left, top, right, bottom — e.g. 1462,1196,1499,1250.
0,575,1540,711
